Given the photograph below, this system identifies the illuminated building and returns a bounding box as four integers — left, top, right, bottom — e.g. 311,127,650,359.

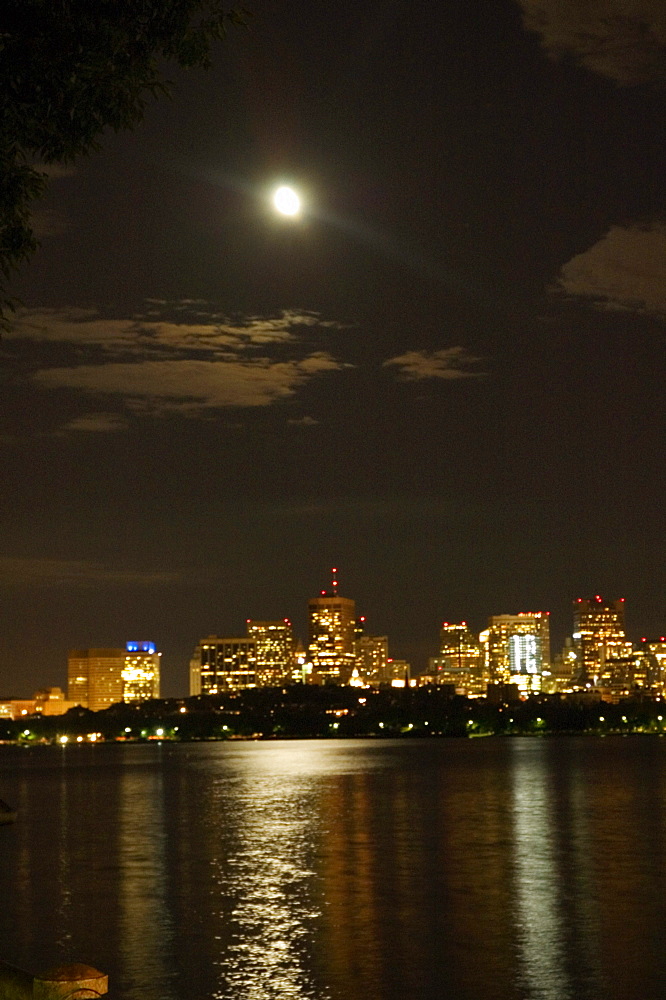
67,648,125,711
542,638,578,693
246,620,294,685
486,613,550,692
122,641,161,702
354,633,389,685
197,636,257,693
637,638,666,694
0,687,78,720
429,622,486,695
0,698,37,720
308,568,356,684
386,659,412,686
594,647,640,701
572,597,627,685
189,648,202,696
35,687,78,715
291,642,311,684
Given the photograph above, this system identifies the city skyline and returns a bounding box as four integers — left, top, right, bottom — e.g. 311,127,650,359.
1,0,664,697
3,576,665,699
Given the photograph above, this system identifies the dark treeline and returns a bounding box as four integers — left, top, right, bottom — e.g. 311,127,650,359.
2,686,666,743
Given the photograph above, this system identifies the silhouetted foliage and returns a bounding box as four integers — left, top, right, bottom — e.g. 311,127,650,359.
0,0,248,325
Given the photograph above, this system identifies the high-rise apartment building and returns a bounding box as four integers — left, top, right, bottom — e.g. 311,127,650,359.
572,597,627,685
246,620,294,685
197,636,257,693
429,622,486,695
308,568,356,683
68,648,125,711
122,641,161,702
486,613,550,692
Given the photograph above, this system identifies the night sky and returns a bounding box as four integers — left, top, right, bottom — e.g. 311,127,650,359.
2,0,665,696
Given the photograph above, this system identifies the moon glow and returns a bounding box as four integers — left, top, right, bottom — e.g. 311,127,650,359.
273,185,301,216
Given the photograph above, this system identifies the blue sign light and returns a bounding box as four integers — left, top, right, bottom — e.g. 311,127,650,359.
126,641,156,654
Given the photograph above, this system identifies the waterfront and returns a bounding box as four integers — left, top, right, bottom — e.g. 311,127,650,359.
1,737,666,1000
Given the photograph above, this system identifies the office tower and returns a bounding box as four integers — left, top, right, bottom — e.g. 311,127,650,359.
354,616,367,646
189,646,202,697
308,568,356,684
542,637,578,693
123,641,161,702
246,619,294,685
196,636,257,693
572,597,627,685
291,642,310,684
429,622,486,695
354,634,389,685
486,613,550,692
67,648,125,711
637,638,666,694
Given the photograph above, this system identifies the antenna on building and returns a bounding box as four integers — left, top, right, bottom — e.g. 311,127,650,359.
331,567,338,595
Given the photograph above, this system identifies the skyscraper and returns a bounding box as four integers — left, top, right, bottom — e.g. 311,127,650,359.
67,648,125,711
637,637,666,694
246,619,294,685
354,633,389,685
196,636,257,693
189,646,202,697
122,641,161,702
308,568,356,684
429,622,486,695
486,613,550,692
572,597,628,685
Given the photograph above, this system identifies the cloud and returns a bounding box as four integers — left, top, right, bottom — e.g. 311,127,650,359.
8,305,349,360
0,557,177,587
8,308,303,354
7,303,352,423
58,413,130,434
383,347,486,381
34,355,350,413
555,222,666,313
287,415,319,426
517,0,666,84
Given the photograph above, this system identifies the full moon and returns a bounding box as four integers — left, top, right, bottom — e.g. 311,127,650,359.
273,185,301,216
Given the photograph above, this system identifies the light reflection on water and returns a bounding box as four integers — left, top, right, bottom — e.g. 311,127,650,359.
118,759,177,1000
206,744,332,1000
511,741,572,1000
2,738,666,1000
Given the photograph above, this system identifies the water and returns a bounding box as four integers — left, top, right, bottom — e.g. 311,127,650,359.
1,737,666,1000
